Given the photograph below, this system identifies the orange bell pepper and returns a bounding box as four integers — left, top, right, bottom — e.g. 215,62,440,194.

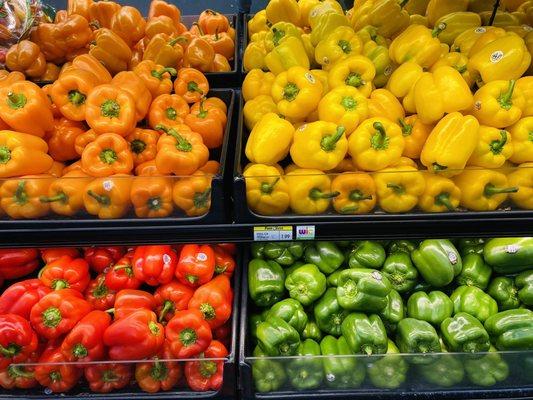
212,54,231,72
67,0,92,20
30,24,65,64
0,130,53,177
88,0,120,29
51,69,100,121
331,172,376,214
198,10,230,34
204,31,234,60
199,160,220,175
63,160,85,174
81,133,134,177
89,29,132,75
148,0,181,29
185,100,226,148
40,170,91,216
38,63,61,82
41,84,61,118
55,14,94,56
47,161,65,177
110,6,146,47
85,84,136,136
47,118,86,162
83,174,132,219
0,71,24,88
398,115,433,159
0,81,54,137
155,124,209,176
130,176,174,218
111,71,153,122
55,10,68,23
190,100,227,125
75,129,97,156
172,171,212,216
143,34,185,68
126,128,160,166
148,94,189,129
5,40,47,79
135,160,161,176
71,54,112,84
133,60,176,98
201,97,227,114
174,68,209,104
183,37,215,71
129,38,148,70
145,16,179,39
0,175,53,219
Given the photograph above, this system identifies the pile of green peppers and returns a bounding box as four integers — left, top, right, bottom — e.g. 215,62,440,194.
248,238,533,393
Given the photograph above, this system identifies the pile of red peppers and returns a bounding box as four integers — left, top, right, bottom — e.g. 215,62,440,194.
0,243,236,394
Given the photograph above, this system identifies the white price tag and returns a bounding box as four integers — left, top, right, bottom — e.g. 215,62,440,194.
296,225,316,240
253,226,293,241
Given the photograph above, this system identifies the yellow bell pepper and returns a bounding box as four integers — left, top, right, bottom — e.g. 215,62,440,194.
418,173,461,212
244,162,285,176
264,36,310,75
453,168,519,211
393,157,418,168
248,10,270,37
351,0,410,38
517,76,533,117
472,80,526,128
468,28,507,56
245,113,295,165
300,34,316,66
286,168,338,214
467,32,531,84
526,31,533,75
331,172,376,214
432,12,481,46
373,166,426,213
509,117,533,163
243,69,275,102
430,52,473,87
413,66,474,124
404,0,431,16
290,122,348,170
314,26,363,70
367,89,405,122
467,126,514,169
398,114,433,159
311,69,330,93
479,10,521,27
243,163,290,215
328,55,376,97
507,162,533,209
363,41,394,88
348,117,405,171
251,31,269,43
271,66,323,119
388,24,443,68
420,112,480,176
266,0,301,25
386,62,424,108
310,12,350,46
503,24,533,38
308,0,344,29
426,0,468,26
452,26,499,54
298,0,322,27
502,0,528,12
355,26,389,47
243,95,278,131
468,0,494,13
318,85,369,135
410,14,429,26
265,22,302,51
243,41,268,71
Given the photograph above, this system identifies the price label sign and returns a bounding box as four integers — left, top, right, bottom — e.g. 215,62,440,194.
253,226,293,241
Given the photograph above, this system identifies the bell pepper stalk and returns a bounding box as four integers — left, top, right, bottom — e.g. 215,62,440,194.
285,264,327,306
188,275,233,329
0,248,39,280
314,287,349,337
256,316,300,356
418,354,464,387
450,285,498,323
85,274,116,311
265,298,308,334
348,241,386,269
251,345,287,392
30,288,92,340
320,335,365,388
484,309,533,350
111,289,156,320
464,346,509,386
341,313,388,355
286,339,324,390
516,270,533,306
84,363,133,393
135,341,182,393
83,246,125,274
175,244,215,288
381,252,419,293
336,268,392,312
483,237,533,274
441,312,491,353
0,362,37,389
248,259,285,307
104,255,142,291
166,309,212,358
303,241,344,274
367,339,407,389
387,240,417,254
379,289,405,334
154,281,194,322
213,246,235,277
39,255,91,292
132,245,178,286
406,290,453,326
34,344,82,393
487,277,521,310
411,239,462,287
0,279,50,319
396,318,441,364
184,340,228,391
0,314,38,369
456,253,492,290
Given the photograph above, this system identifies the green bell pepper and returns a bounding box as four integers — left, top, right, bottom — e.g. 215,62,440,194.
314,288,349,337
250,313,264,339
516,270,533,306
450,285,498,323
367,340,408,389
341,313,388,355
379,289,405,334
458,238,485,256
284,261,305,277
487,277,521,310
396,318,441,364
387,240,417,254
304,241,345,274
285,264,327,306
336,268,392,312
406,290,453,326
441,312,491,353
411,239,462,287
326,268,345,287
456,253,492,289
302,318,323,341
252,345,287,392
483,237,533,274
410,280,434,293
348,241,386,269
251,242,305,266
248,259,285,307
418,354,464,387
286,339,323,390
320,335,365,389
464,345,509,387
257,316,301,356
381,252,419,293
484,309,533,350
266,299,308,334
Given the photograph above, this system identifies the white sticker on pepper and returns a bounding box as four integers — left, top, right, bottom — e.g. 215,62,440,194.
490,51,504,63
163,254,171,264
305,72,316,84
197,252,208,261
448,252,458,264
506,244,520,254
103,180,114,191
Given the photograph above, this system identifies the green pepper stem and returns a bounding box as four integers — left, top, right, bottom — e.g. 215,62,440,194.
0,344,18,357
165,107,177,120
361,345,373,355
338,39,352,54
370,122,390,150
0,145,11,165
72,343,88,358
130,139,147,154
398,118,412,136
14,181,28,205
42,307,62,328
272,27,285,46
345,72,363,88
40,192,67,204
68,90,86,106
200,303,216,320
484,183,519,196
8,365,34,378
6,92,27,109
52,280,68,290
100,148,118,164
341,96,356,111
187,81,204,95
309,188,340,200
151,67,177,80
194,188,211,209
321,126,345,152
435,192,455,211
432,162,447,172
349,189,372,201
260,178,279,195
149,321,160,335
102,370,119,383
432,22,446,37
179,327,198,346
154,124,192,152
490,130,508,155
283,82,300,102
498,80,516,111
386,183,405,194
158,300,174,322
147,196,162,211
197,99,208,119
455,64,467,74
87,190,111,206
100,99,120,118
199,360,217,378
339,205,358,214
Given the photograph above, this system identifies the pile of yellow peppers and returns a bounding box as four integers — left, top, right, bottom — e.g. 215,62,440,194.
241,0,533,216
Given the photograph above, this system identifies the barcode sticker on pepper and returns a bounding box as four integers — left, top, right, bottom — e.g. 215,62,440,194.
197,253,208,261
103,180,114,191
506,244,520,254
490,51,504,63
448,252,458,264
163,254,171,264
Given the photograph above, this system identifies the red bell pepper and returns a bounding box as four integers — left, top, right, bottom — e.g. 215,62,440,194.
216,243,236,255
104,255,142,291
85,275,116,311
175,244,215,288
0,248,39,280
0,314,38,369
165,309,212,358
84,246,125,273
214,246,235,277
61,310,111,362
0,279,51,319
39,256,90,292
188,275,232,329
0,363,38,389
84,363,133,393
40,248,80,264
104,309,165,360
154,281,194,322
30,289,92,340
213,322,231,349
184,340,228,391
113,289,156,320
34,343,82,393
135,341,182,393
132,245,177,286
